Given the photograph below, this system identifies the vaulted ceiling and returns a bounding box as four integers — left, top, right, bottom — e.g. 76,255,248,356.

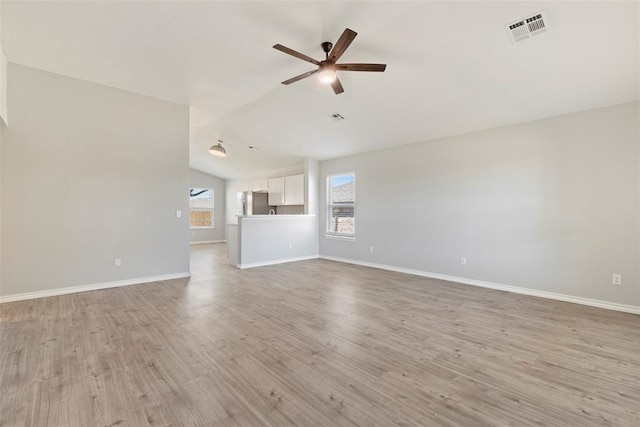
3,1,638,178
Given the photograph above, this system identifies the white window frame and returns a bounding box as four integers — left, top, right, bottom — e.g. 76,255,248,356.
189,188,215,229
326,172,355,240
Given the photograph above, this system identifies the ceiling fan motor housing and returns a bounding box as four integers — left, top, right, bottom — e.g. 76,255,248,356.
321,41,333,56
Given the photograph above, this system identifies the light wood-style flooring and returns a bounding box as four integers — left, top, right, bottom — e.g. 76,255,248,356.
1,243,639,426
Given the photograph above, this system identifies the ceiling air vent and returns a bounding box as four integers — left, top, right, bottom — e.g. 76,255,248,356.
506,10,549,43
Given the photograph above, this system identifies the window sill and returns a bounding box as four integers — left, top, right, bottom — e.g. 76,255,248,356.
324,234,355,242
190,226,215,229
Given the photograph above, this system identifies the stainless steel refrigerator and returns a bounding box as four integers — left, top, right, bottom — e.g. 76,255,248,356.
239,191,274,216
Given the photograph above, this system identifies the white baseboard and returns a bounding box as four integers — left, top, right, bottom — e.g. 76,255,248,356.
0,272,192,304
239,255,319,270
190,240,227,245
320,256,640,315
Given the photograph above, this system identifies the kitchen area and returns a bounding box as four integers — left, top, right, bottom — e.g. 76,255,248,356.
238,174,305,216
227,161,320,268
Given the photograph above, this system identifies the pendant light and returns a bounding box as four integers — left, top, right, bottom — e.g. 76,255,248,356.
209,140,227,157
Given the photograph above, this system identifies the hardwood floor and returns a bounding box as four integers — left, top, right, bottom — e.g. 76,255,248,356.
1,243,639,426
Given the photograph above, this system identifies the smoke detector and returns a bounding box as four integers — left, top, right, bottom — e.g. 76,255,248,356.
506,11,549,43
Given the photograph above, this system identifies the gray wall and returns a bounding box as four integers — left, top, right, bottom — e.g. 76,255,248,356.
320,102,640,308
0,1,7,126
1,63,190,298
189,168,226,243
238,215,318,267
0,120,3,288
304,158,319,215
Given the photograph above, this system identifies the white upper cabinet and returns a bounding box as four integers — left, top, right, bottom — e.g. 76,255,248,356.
252,179,268,192
267,177,285,205
268,174,305,206
284,174,305,205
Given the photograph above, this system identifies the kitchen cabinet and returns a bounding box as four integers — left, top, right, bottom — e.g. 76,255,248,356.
252,180,268,192
284,174,305,205
267,177,285,205
268,174,305,206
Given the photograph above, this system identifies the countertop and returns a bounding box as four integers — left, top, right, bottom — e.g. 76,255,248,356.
237,214,316,219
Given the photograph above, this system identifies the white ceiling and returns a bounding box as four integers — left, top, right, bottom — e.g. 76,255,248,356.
3,1,638,179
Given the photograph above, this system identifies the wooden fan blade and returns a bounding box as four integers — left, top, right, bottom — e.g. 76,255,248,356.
328,28,357,63
335,63,387,72
331,77,344,95
273,44,320,65
281,69,318,85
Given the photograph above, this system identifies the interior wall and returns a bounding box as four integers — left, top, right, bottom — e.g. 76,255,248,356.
0,120,4,289
0,0,7,126
238,215,318,267
189,168,226,243
225,164,304,225
320,102,640,308
0,63,190,298
304,158,319,215
0,52,6,125
0,2,5,292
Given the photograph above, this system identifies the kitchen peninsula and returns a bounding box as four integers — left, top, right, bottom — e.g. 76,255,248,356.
228,214,318,268
226,161,321,268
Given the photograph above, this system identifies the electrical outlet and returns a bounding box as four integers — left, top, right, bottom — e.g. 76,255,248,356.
114,258,122,267
460,257,466,265
612,274,622,285
176,210,182,218
369,246,374,253
288,243,293,249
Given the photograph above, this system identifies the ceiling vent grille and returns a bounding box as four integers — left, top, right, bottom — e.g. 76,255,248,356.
506,11,549,43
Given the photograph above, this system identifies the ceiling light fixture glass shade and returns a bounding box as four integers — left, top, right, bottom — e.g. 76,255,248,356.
209,140,227,157
318,65,337,84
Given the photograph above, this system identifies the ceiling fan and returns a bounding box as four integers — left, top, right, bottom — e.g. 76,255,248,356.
273,28,386,95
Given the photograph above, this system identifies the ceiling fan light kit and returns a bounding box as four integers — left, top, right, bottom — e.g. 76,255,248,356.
209,140,227,157
273,28,386,94
318,64,337,84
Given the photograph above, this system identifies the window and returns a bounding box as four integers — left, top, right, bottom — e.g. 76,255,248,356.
327,173,355,237
189,188,214,228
